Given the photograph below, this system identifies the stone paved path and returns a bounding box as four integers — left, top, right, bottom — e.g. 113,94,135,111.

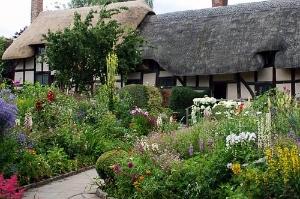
22,168,99,199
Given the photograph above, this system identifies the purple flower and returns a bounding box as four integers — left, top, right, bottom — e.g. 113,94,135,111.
295,138,300,145
199,139,204,152
189,145,194,156
0,98,17,134
128,162,133,168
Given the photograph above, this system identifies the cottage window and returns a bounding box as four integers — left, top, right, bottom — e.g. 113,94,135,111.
159,77,176,88
257,83,272,95
36,72,51,85
126,79,142,85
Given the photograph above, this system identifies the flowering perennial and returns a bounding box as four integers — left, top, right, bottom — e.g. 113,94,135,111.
0,98,17,134
226,131,256,149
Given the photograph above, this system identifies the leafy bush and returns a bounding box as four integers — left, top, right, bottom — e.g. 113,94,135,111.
117,84,148,110
145,85,163,116
169,87,209,120
95,149,128,182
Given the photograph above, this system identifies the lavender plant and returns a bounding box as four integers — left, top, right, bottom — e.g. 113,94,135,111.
0,89,17,138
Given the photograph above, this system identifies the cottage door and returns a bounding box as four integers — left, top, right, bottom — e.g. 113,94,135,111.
213,83,227,100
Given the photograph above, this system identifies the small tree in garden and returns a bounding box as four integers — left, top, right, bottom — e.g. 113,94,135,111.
43,5,147,94
106,51,118,111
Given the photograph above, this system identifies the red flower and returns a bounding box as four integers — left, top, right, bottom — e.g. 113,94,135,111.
35,100,44,111
46,91,55,102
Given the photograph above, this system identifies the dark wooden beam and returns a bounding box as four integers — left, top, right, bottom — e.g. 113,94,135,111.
291,68,295,96
272,66,276,88
196,75,200,88
236,73,241,99
175,76,186,86
209,75,213,96
155,68,160,87
23,59,26,83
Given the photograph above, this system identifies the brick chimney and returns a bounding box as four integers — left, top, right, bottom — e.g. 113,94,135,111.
31,0,43,23
212,0,228,7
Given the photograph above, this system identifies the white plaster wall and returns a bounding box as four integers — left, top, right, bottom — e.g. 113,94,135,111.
143,73,155,86
295,69,300,80
241,84,255,99
240,72,254,82
296,83,300,98
227,83,237,99
276,68,291,81
26,58,34,69
258,67,272,81
199,75,209,87
36,62,42,71
186,76,195,87
176,79,182,86
14,72,23,84
159,71,173,77
15,62,23,70
25,71,34,83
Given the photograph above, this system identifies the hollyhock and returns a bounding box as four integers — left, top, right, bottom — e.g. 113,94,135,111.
46,91,55,102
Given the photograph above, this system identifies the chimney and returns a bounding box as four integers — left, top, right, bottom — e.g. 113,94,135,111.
212,0,228,7
31,0,43,23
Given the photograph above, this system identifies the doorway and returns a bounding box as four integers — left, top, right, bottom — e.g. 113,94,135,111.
214,83,227,99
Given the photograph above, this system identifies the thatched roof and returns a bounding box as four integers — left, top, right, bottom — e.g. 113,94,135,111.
140,1,300,76
3,0,153,60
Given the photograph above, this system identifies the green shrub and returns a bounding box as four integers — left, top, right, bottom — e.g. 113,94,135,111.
145,85,163,115
95,149,128,181
169,87,209,120
117,84,148,110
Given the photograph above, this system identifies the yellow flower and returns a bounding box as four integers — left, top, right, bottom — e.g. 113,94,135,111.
145,170,151,175
18,99,24,104
231,163,241,175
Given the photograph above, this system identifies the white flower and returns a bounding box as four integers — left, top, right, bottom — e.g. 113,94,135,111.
151,143,159,151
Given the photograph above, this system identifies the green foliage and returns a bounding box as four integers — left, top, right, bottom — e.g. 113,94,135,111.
17,151,52,185
42,6,147,94
46,147,74,175
68,0,153,9
117,84,148,110
145,85,163,116
95,149,128,181
0,36,12,82
169,86,209,120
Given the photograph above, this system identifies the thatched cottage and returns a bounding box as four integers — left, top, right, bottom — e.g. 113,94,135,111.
3,0,300,100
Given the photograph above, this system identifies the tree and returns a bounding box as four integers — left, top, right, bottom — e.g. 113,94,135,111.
42,6,147,94
0,37,13,83
68,0,153,9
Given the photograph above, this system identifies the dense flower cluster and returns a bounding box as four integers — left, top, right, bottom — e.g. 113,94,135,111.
0,98,17,134
0,173,25,199
226,131,257,149
0,89,16,103
193,96,217,106
131,108,149,117
46,91,55,102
